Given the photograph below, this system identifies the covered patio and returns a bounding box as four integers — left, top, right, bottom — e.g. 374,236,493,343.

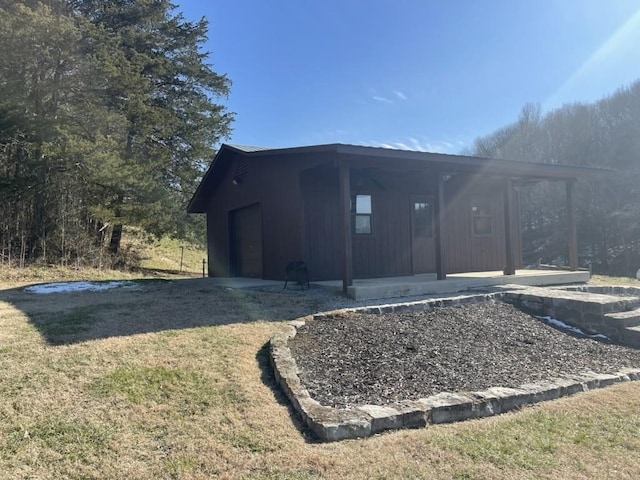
312,268,590,300
197,268,590,301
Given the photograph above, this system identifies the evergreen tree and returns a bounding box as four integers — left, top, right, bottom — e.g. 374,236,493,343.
76,0,233,254
0,0,232,266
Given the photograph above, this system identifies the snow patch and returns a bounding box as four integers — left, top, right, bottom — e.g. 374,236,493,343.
538,315,609,340
25,281,138,294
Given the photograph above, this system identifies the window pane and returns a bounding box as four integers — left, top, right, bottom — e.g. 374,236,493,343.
473,216,492,235
471,197,493,235
471,198,491,216
355,215,372,234
355,195,372,214
414,202,432,237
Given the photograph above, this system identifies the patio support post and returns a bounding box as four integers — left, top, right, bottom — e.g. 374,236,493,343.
338,162,353,294
434,172,446,280
503,178,516,275
566,179,579,270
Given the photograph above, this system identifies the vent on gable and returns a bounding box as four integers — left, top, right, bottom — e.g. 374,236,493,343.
233,158,248,185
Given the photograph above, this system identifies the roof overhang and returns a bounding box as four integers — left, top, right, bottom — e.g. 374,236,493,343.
187,143,609,213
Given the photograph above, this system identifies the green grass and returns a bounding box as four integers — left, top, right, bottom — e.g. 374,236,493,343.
33,306,100,337
88,365,243,413
423,405,640,477
428,412,567,471
5,417,113,461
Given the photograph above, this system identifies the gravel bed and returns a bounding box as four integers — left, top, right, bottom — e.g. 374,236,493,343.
288,302,640,408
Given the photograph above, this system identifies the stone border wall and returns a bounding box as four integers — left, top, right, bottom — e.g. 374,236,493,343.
270,291,640,442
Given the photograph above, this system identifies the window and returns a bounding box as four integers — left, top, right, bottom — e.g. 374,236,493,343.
413,201,433,237
353,194,372,234
471,197,493,235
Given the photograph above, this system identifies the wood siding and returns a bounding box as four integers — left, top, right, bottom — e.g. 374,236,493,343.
204,149,521,281
441,175,507,273
350,170,431,279
301,166,342,281
205,152,261,277
229,203,263,277
206,151,331,279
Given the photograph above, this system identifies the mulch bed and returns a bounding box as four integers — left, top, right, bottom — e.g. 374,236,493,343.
288,302,640,408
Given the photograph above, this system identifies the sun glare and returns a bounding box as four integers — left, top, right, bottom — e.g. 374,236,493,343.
544,7,640,111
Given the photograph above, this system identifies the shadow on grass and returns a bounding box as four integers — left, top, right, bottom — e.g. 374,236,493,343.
255,342,321,444
0,278,329,346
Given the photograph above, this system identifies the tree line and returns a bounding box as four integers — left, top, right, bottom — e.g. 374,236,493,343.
472,81,640,276
0,0,232,267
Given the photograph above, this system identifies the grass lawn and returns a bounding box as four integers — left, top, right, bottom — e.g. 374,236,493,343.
0,271,639,479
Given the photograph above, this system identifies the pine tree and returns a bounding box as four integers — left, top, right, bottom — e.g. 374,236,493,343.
0,0,233,265
76,0,233,254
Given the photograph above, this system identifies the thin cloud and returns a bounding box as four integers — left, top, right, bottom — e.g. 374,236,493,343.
365,137,464,154
372,95,394,104
409,138,426,152
393,90,407,101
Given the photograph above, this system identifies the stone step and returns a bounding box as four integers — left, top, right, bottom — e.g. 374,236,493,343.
622,326,640,348
504,287,640,341
506,287,639,316
604,308,640,328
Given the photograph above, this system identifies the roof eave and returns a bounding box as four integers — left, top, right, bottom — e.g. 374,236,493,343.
187,143,609,213
187,145,237,213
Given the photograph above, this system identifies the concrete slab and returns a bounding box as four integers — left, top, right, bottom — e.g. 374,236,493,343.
312,269,590,300
192,269,590,300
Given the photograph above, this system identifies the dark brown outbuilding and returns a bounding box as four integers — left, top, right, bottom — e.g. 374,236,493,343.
188,143,602,293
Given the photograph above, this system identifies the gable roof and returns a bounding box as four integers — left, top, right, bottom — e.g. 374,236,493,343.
188,143,607,213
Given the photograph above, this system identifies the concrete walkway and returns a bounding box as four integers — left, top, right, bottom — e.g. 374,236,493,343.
196,269,590,301
313,269,591,300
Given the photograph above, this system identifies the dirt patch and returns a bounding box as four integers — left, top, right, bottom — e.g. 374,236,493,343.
289,302,640,408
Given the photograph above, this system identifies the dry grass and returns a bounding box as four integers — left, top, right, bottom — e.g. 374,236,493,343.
589,274,639,286
126,231,207,277
0,264,144,289
0,231,206,290
1,272,640,479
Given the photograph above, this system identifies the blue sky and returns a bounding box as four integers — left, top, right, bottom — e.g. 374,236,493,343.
177,1,640,154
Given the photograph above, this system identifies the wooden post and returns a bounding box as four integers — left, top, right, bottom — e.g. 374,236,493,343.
434,173,446,280
338,163,353,294
503,178,515,275
566,180,578,271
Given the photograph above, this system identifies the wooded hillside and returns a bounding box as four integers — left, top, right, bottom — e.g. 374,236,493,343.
473,82,640,276
0,0,232,267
